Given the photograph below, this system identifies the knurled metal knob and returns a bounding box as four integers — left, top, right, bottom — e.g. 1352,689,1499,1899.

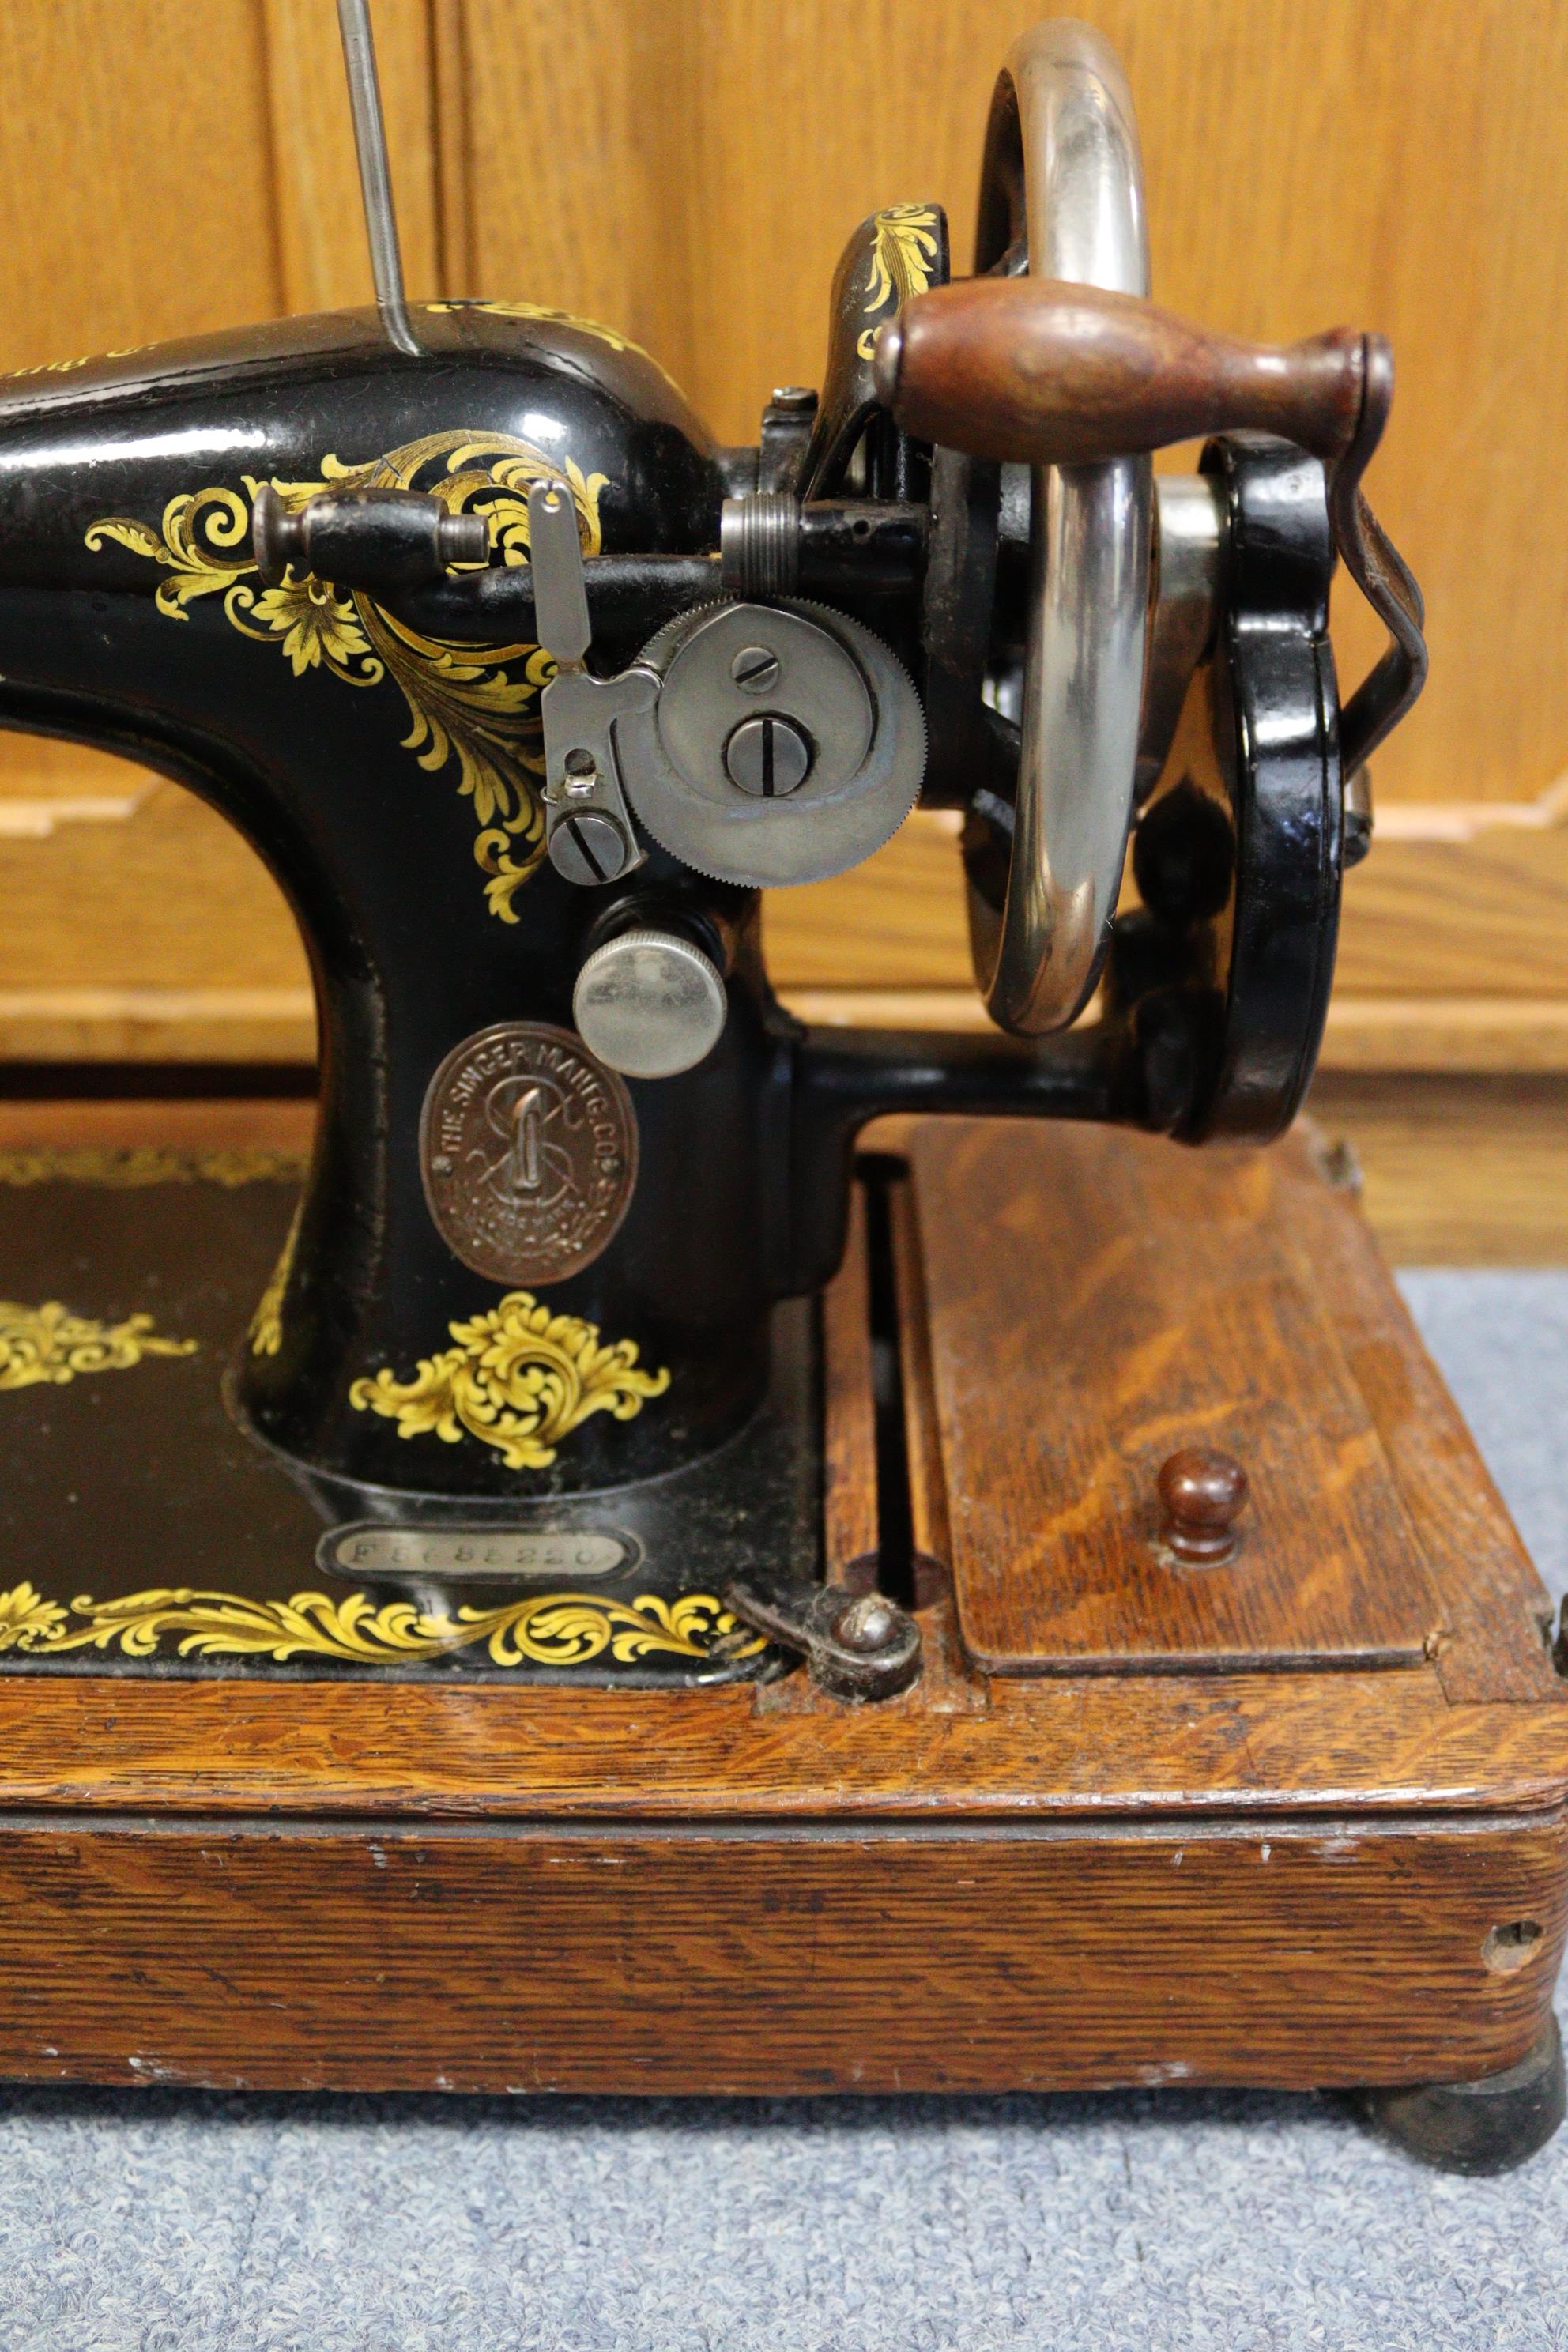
572,929,726,1080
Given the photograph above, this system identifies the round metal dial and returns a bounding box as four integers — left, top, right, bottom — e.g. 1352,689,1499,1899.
619,599,926,887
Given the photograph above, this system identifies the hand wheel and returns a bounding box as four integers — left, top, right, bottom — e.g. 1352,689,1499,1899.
874,18,1427,1042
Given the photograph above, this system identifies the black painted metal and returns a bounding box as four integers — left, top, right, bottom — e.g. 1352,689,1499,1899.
1107,434,1344,1144
800,207,950,501
0,296,1351,1513
0,1167,790,1685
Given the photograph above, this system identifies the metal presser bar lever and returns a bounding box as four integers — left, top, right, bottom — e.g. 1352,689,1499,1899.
874,277,1427,780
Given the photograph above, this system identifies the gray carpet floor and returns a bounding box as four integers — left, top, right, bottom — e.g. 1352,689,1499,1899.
2,1270,1565,2352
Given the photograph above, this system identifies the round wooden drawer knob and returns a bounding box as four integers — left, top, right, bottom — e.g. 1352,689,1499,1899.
1157,1447,1249,1566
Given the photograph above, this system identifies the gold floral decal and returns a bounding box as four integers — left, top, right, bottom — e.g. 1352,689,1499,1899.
0,1147,306,1188
0,1302,196,1392
85,429,609,921
0,1581,758,1668
349,1291,669,1471
858,203,942,358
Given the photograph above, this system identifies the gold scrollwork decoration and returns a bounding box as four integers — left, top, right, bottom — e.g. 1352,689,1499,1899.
349,1291,669,1471
858,203,942,358
0,1581,758,1669
86,430,610,922
0,1301,196,1392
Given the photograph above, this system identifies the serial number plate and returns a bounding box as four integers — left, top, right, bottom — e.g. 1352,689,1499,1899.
318,1525,636,1583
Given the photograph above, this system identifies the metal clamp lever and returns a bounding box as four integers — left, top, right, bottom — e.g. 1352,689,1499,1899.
529,479,655,888
720,1566,922,1702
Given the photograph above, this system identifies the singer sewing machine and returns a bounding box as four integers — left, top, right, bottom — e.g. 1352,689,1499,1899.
0,7,1560,2172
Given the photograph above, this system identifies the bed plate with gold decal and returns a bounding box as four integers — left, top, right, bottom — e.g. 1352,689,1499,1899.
0,1155,808,1687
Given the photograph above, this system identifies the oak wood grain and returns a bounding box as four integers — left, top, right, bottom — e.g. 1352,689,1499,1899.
0,1666,1563,1819
0,1808,1558,2094
911,1121,1450,1675
0,1,280,371
6,795,1562,1068
1308,1074,1568,1265
0,1102,1559,2098
1276,1128,1563,1705
0,0,1563,911
0,2,1565,1042
821,1180,877,1574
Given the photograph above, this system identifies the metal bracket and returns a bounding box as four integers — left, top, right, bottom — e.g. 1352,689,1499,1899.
529,478,653,886
721,1566,922,1701
1328,337,1429,784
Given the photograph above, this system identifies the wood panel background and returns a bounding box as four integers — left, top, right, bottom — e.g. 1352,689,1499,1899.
0,0,1563,1064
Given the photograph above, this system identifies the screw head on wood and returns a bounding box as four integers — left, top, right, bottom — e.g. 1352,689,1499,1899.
1157,1446,1249,1566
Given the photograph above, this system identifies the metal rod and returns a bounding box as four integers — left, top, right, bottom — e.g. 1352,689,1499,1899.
335,0,418,356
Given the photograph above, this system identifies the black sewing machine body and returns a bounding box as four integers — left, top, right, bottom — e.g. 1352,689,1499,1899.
0,289,1344,1541
2,13,1563,2180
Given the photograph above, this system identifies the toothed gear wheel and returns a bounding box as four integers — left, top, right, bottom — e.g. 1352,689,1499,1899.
616,598,926,887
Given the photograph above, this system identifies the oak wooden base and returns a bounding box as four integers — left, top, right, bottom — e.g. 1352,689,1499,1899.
0,1118,1563,2105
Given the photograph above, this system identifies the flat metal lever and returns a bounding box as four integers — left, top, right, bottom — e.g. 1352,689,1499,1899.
528,479,654,888
527,477,594,667
721,1567,922,1702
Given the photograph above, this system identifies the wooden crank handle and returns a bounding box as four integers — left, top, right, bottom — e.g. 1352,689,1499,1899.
871,276,1381,469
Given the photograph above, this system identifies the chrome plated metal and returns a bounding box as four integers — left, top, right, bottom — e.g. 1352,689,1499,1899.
573,929,729,1080
1136,475,1226,802
318,1525,635,1585
732,645,782,693
530,480,652,885
1325,337,1429,781
721,493,802,597
529,479,594,666
549,808,632,885
335,0,418,357
620,599,925,887
972,21,1152,1033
